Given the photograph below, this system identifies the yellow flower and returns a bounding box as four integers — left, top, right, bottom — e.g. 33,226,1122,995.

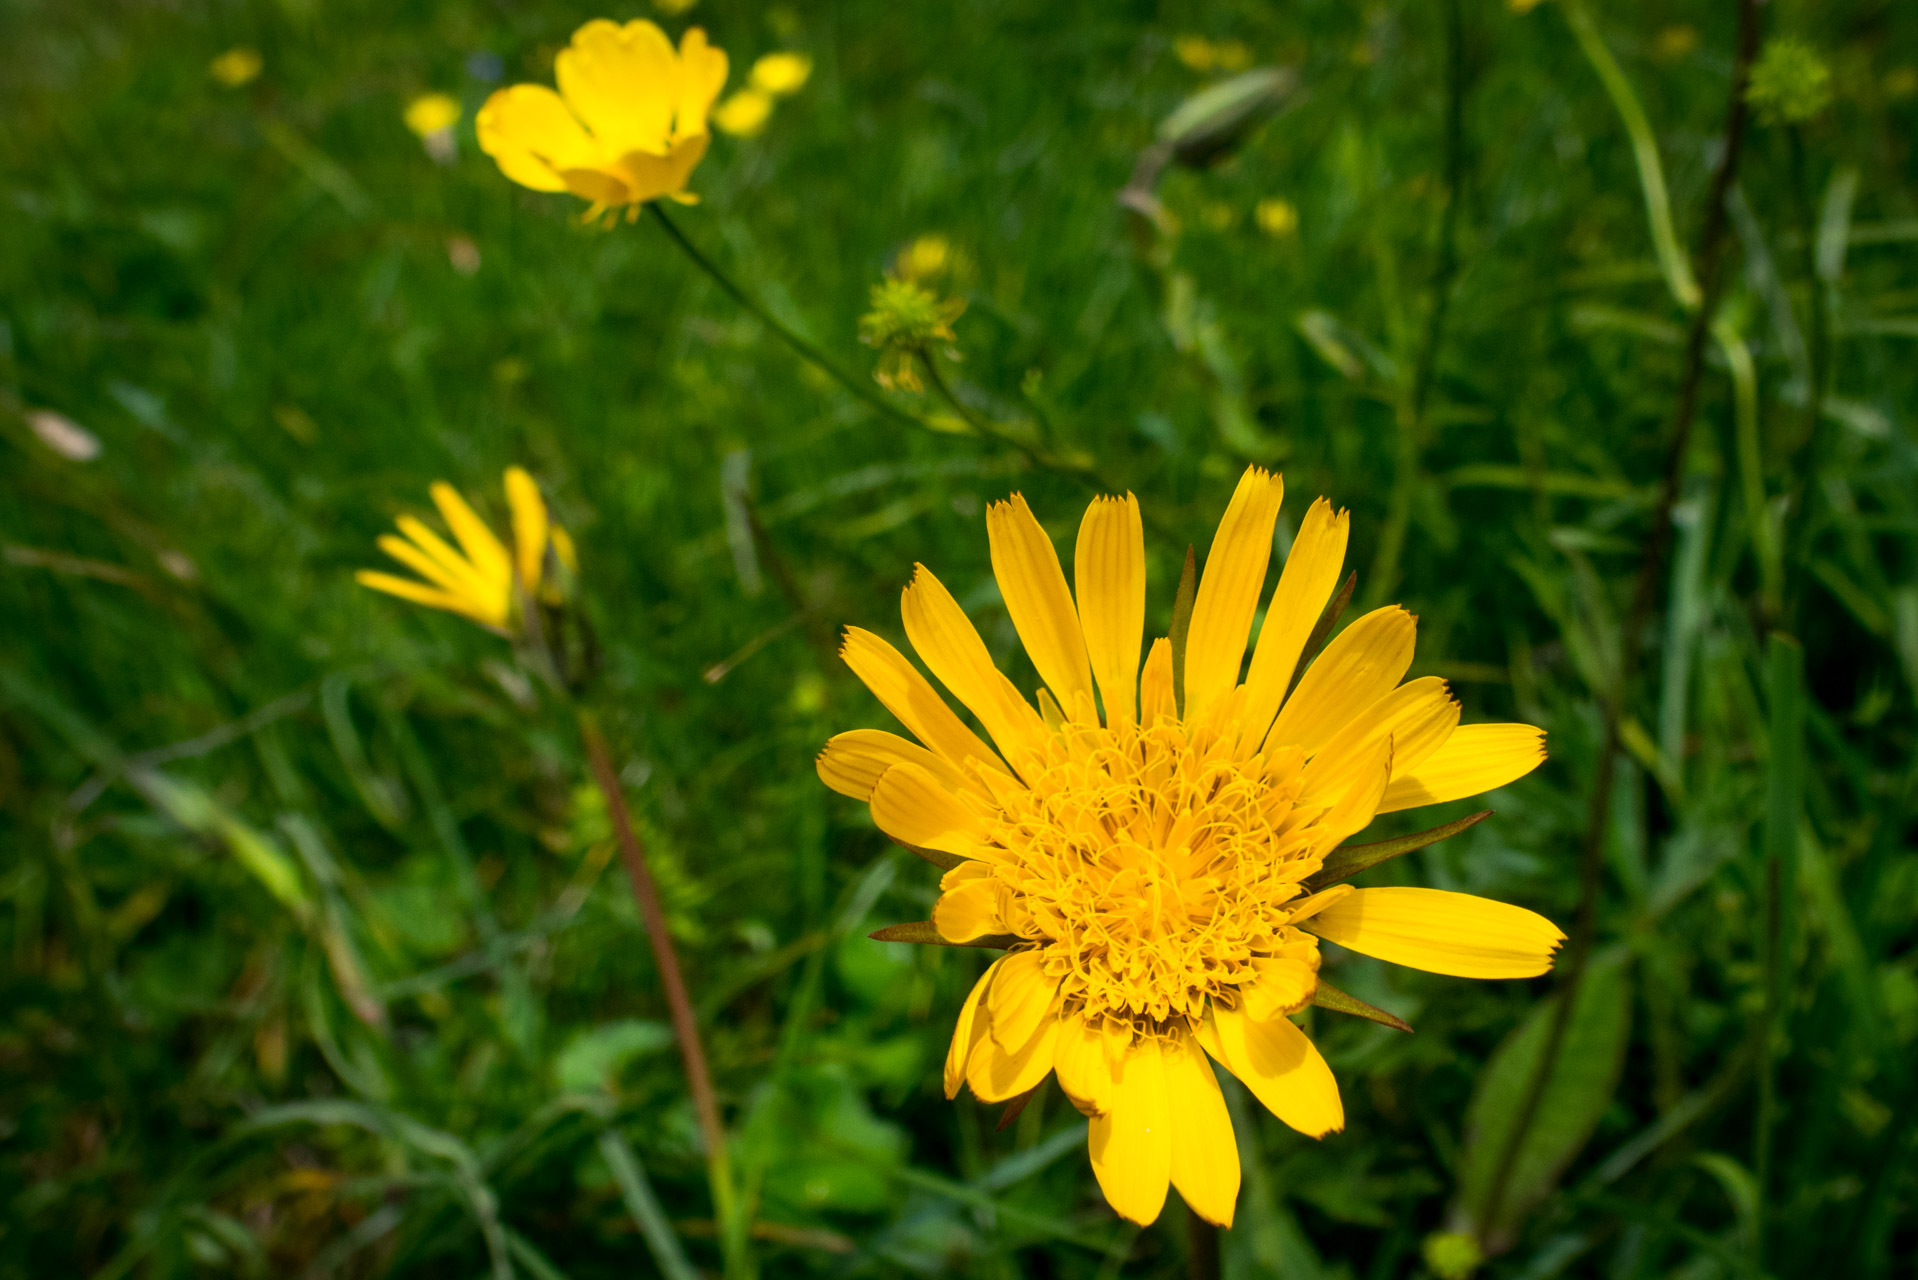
475,19,729,214
1256,197,1299,237
357,468,575,632
405,93,462,138
858,277,965,392
1173,35,1216,72
818,468,1561,1227
895,233,952,282
712,88,774,137
749,51,812,96
209,47,262,88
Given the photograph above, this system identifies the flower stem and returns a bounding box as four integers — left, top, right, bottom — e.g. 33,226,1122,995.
1478,0,1763,1241
576,707,752,1280
1186,1214,1221,1280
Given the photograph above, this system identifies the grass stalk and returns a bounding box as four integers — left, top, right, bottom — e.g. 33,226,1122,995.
1479,0,1763,1237
577,708,752,1280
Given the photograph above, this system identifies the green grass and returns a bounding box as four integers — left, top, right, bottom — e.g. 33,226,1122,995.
3,0,1915,1276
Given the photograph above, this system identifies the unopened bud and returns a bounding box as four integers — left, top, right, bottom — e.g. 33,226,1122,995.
1158,66,1296,168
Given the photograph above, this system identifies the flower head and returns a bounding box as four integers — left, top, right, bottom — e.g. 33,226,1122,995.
712,88,774,137
357,467,575,634
476,19,728,215
405,93,462,138
209,47,262,88
749,51,812,96
858,277,965,392
1747,36,1834,126
819,468,1561,1227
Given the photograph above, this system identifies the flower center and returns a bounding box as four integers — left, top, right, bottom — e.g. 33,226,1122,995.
985,717,1329,1028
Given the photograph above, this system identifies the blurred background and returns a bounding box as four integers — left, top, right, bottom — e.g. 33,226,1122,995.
3,0,1915,1276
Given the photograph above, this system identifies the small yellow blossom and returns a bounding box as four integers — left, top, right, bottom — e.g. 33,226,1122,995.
655,0,699,13
405,93,462,137
895,233,952,283
1423,1232,1485,1280
1175,35,1252,74
859,278,965,392
1747,36,1834,125
749,51,812,97
358,468,575,633
713,89,774,137
1652,26,1698,61
820,469,1560,1227
476,19,728,214
1256,197,1299,237
209,47,262,87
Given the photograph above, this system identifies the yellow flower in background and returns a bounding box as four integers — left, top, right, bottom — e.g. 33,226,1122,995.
1173,35,1252,74
713,88,774,137
358,468,575,632
405,93,462,137
1256,197,1299,237
818,468,1560,1227
209,47,262,87
749,51,812,96
858,277,965,392
476,19,728,214
895,233,952,282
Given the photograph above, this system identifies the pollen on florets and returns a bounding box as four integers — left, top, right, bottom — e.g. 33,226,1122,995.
972,713,1333,1031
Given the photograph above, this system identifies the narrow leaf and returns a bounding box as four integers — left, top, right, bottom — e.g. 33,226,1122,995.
1311,811,1492,887
869,921,1020,950
996,1081,1043,1131
1169,544,1197,717
1312,979,1413,1033
896,839,967,871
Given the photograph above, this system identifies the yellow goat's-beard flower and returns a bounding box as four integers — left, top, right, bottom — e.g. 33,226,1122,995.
819,467,1562,1229
357,468,574,634
476,19,728,215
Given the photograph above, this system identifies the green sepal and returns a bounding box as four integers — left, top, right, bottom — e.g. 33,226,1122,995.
868,921,1021,950
1287,569,1356,701
1312,979,1414,1033
1310,810,1493,888
897,840,967,872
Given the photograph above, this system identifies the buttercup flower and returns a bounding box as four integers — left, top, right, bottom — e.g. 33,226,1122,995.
476,19,728,215
818,468,1560,1227
712,88,774,138
357,467,575,633
406,93,463,164
749,51,812,97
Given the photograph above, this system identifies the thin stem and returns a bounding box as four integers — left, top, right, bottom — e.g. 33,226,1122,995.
577,708,752,1280
1369,0,1469,605
1186,1213,1221,1280
1782,125,1832,626
1479,0,1762,1237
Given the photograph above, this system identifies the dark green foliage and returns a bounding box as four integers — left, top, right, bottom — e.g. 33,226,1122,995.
2,0,1915,1277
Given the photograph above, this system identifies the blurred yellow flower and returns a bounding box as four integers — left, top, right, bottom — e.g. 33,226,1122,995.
655,0,699,13
1173,35,1251,74
819,469,1559,1227
1173,35,1215,72
1507,0,1543,12
358,468,575,633
1887,67,1918,99
859,277,965,392
1256,197,1299,237
405,93,462,137
713,88,774,137
1653,26,1699,61
476,18,728,214
895,233,951,282
750,51,812,96
209,47,262,87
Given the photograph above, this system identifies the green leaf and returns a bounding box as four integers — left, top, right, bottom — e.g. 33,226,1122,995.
554,1019,674,1094
1452,949,1632,1251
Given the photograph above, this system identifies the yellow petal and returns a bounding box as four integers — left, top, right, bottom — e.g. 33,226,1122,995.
1200,1005,1343,1138
1053,1012,1115,1116
1074,493,1146,725
1165,1028,1240,1228
986,949,1057,1052
711,89,772,138
989,494,1094,710
555,18,678,156
1089,1038,1172,1225
968,1006,1060,1102
945,959,1002,1098
503,466,548,595
1378,723,1547,813
933,877,1004,943
1315,733,1393,849
429,482,512,586
355,570,488,624
675,27,730,138
377,531,480,600
1265,606,1416,756
613,133,709,202
1239,954,1319,1022
838,627,1010,779
1304,887,1565,978
1139,637,1175,726
815,728,979,801
900,565,1046,760
1302,676,1459,803
1184,467,1284,718
868,763,993,860
475,84,596,192
1239,498,1348,743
